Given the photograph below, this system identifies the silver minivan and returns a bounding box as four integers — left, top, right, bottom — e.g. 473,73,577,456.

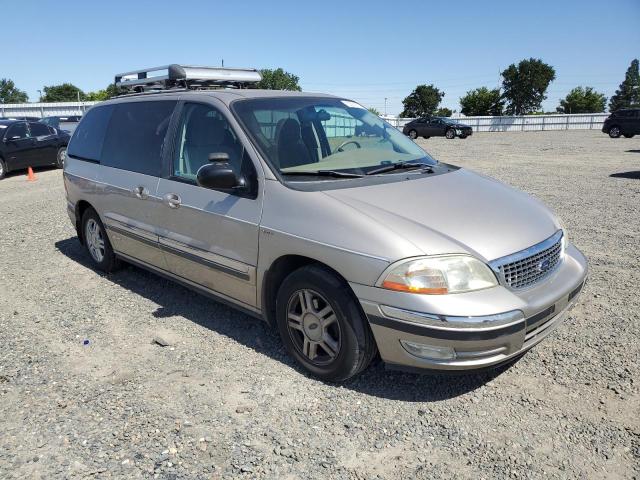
64,65,587,381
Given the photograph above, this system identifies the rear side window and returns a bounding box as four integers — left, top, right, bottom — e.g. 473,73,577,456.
68,105,114,162
101,101,176,176
29,122,51,137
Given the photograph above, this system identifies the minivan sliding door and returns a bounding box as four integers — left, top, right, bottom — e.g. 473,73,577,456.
97,100,177,269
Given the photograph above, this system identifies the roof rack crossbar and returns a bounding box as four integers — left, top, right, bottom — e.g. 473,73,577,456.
115,64,262,93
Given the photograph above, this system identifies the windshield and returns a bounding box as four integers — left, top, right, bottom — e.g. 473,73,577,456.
232,97,436,178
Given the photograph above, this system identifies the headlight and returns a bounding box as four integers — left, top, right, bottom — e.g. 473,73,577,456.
378,255,498,295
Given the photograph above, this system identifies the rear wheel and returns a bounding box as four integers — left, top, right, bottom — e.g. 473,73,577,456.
81,208,121,273
0,158,6,180
408,129,418,140
623,134,635,138
56,147,66,168
276,265,376,382
445,128,456,139
608,126,621,138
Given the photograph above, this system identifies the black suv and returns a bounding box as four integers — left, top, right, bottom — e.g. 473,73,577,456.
0,119,70,179
602,108,640,138
403,117,472,140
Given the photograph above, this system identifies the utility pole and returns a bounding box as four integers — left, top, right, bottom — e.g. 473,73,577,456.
384,97,387,116
37,89,42,102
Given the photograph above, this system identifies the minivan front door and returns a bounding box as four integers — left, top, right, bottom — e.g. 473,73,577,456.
156,102,262,308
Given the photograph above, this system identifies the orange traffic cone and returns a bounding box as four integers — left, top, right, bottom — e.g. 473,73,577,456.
27,167,36,182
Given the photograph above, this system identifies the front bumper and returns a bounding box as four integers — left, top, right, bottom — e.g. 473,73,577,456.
352,243,587,371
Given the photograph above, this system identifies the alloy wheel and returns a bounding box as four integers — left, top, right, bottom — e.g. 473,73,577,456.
409,130,417,139
57,148,67,168
286,289,341,365
85,218,106,263
609,127,620,138
446,129,455,139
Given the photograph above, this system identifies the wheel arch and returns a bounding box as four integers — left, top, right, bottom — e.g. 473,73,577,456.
261,254,356,328
74,200,95,245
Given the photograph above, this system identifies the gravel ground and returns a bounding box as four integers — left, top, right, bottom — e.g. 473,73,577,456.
0,130,638,479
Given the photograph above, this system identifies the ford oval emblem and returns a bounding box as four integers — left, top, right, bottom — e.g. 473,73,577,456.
538,259,551,272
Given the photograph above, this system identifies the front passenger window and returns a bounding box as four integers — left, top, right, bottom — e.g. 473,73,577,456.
6,122,29,140
173,103,242,182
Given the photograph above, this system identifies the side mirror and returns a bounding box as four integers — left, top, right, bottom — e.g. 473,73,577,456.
196,155,240,190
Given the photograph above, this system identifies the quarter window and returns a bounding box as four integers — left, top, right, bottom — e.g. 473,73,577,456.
101,101,176,176
68,105,114,162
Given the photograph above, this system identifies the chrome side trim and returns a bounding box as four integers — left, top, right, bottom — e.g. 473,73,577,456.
379,305,525,331
263,227,390,263
159,236,251,276
115,251,262,318
105,222,253,282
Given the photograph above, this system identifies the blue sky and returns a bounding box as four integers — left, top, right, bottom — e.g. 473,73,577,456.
3,0,639,114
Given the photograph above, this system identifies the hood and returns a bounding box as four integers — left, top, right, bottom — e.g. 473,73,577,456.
323,168,559,261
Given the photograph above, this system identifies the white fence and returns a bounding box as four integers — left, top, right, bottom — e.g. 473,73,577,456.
382,113,608,132
0,101,608,132
0,101,97,118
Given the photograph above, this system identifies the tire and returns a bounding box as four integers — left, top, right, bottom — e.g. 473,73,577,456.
445,128,456,139
408,129,418,140
81,208,121,273
608,126,621,138
275,265,377,382
0,158,6,180
56,147,67,168
623,134,635,138
422,136,430,139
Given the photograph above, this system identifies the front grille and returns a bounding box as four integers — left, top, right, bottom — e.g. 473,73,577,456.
491,231,563,290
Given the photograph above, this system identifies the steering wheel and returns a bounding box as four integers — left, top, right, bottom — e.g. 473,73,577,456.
335,140,361,153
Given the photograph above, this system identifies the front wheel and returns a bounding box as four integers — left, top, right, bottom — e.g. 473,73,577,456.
276,265,377,382
445,128,456,139
0,159,6,180
56,147,66,168
407,129,418,140
623,134,635,138
608,126,621,138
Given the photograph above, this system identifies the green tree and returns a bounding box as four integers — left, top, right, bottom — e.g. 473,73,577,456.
367,106,381,116
434,107,452,117
608,59,640,112
86,83,123,101
556,86,606,113
400,84,444,117
459,87,503,116
0,78,29,103
255,68,301,91
501,58,556,115
42,83,86,102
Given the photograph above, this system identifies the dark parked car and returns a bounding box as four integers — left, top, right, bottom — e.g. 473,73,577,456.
0,120,70,179
602,108,640,138
403,117,473,140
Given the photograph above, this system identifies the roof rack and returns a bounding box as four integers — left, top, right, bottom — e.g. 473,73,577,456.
114,64,262,93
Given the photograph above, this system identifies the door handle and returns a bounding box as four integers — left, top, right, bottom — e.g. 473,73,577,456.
132,185,149,199
164,193,181,209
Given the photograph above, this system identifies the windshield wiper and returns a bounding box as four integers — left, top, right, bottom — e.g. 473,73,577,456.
281,170,364,178
366,162,434,175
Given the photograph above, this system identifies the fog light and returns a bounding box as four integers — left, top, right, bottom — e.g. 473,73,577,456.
400,340,456,360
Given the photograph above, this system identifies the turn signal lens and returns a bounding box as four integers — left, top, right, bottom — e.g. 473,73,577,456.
380,255,498,295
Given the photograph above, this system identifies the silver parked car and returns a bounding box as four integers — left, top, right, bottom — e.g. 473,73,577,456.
64,65,588,381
